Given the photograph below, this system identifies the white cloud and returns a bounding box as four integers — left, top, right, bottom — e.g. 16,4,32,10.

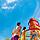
6,0,16,4
1,6,8,9
1,3,8,9
1,3,16,9
1,0,17,10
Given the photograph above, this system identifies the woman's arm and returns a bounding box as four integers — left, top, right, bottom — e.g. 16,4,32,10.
12,29,17,35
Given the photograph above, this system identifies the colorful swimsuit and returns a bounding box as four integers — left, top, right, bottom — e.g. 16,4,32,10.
32,34,37,39
11,34,19,40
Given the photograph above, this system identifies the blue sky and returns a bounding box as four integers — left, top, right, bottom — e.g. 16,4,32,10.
0,0,40,40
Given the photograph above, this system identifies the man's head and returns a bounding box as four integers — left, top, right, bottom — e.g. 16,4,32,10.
17,22,21,26
23,27,26,30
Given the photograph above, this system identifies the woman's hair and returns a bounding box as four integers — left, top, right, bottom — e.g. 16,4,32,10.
23,27,26,30
28,18,39,26
17,22,21,26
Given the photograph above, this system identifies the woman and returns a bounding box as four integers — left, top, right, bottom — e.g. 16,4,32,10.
11,22,22,40
28,18,40,40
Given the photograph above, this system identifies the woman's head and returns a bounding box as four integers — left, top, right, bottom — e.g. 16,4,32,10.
17,22,21,31
28,18,39,26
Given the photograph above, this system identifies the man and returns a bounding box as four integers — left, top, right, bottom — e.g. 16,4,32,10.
21,27,27,40
11,22,22,40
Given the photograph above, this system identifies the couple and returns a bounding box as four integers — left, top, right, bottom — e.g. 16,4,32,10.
11,22,26,40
